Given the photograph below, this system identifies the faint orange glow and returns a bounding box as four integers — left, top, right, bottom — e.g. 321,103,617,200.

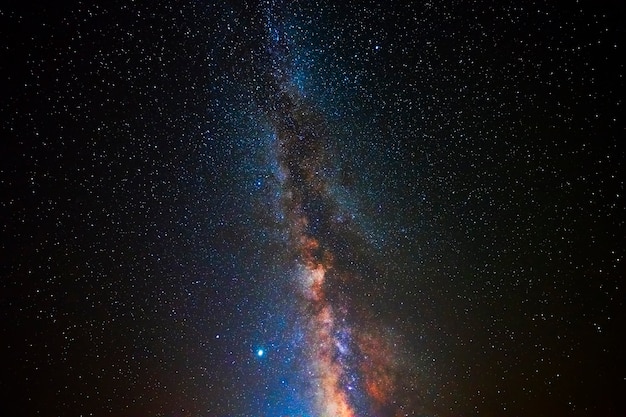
300,235,320,270
359,330,395,409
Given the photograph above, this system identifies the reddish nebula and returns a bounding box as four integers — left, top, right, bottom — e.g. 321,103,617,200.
358,330,396,409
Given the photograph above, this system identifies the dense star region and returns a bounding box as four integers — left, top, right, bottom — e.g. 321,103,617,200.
1,1,624,417
262,7,410,415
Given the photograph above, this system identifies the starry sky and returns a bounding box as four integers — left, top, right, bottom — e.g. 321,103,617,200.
1,1,624,416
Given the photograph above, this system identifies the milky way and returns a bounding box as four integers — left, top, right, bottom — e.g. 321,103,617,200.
262,6,407,415
1,1,624,417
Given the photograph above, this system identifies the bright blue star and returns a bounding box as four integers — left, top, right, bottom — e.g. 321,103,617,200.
257,348,264,357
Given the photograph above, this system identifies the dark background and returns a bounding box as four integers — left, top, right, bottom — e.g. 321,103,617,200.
1,1,624,416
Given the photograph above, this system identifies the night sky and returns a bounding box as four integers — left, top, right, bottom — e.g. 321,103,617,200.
1,1,624,416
